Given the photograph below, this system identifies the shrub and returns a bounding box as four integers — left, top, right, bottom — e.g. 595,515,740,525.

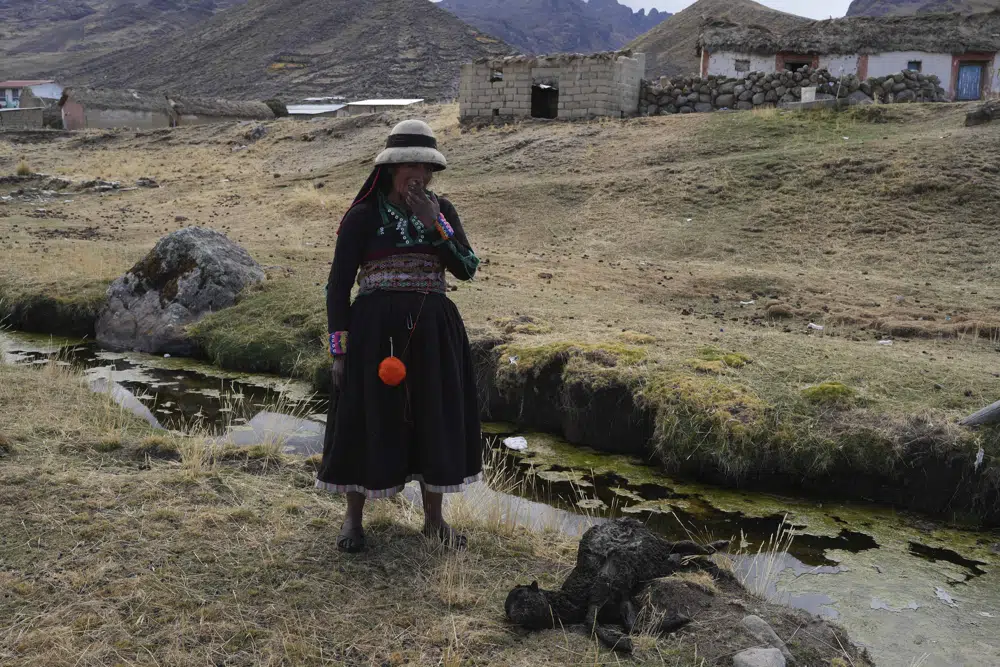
263,98,288,118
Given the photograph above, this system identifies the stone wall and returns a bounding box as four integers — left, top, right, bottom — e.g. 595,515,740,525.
459,51,644,121
641,67,948,116
0,107,43,129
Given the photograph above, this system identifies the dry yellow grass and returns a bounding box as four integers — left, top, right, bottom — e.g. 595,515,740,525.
0,360,873,666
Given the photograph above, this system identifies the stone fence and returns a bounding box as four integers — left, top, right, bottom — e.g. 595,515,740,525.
0,107,44,130
641,67,948,116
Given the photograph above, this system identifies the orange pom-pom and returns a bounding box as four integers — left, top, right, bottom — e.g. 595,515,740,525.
378,356,407,386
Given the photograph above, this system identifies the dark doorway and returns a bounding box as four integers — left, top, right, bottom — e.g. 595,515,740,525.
531,85,558,119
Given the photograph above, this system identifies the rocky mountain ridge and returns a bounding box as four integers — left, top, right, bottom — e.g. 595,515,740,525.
48,0,516,101
437,0,669,54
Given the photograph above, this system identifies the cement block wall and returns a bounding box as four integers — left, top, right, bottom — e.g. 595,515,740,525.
459,51,644,121
0,107,43,129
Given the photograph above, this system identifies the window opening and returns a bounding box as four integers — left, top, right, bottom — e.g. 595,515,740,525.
783,61,811,72
489,68,503,83
735,59,751,73
907,61,922,72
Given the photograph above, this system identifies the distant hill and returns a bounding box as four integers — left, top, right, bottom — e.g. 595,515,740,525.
48,0,516,101
437,0,669,54
629,0,810,79
847,0,1000,16
0,0,247,79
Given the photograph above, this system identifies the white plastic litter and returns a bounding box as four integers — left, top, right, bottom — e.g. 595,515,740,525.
877,339,893,346
508,355,519,366
503,436,528,451
807,323,825,331
975,446,985,471
935,587,958,607
164,353,171,358
740,300,756,306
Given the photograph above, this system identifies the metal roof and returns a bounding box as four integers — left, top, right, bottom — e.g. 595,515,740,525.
0,80,56,88
346,99,425,106
287,104,347,115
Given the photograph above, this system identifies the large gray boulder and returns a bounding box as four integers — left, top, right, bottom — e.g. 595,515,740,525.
96,227,265,355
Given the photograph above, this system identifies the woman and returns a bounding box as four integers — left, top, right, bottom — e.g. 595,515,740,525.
315,119,482,553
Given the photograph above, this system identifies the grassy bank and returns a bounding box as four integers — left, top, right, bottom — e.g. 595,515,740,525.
2,102,999,522
0,359,873,666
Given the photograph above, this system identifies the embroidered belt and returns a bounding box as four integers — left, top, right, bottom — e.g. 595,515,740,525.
357,253,447,295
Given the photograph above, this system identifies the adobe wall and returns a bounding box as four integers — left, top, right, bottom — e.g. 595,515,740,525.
0,107,43,130
459,51,644,121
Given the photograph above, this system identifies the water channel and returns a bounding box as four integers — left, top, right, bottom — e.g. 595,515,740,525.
2,330,998,667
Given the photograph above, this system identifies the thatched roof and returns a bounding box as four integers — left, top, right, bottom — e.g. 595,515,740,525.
166,95,275,120
472,49,635,66
58,87,173,114
697,19,781,55
700,9,1000,55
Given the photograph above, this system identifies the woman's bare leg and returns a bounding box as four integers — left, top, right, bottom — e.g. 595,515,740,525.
337,491,366,552
421,483,466,549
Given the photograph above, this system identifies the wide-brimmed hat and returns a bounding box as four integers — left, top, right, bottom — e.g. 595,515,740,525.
374,120,447,171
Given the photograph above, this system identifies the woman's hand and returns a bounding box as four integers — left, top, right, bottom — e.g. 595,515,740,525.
331,357,346,391
405,180,441,231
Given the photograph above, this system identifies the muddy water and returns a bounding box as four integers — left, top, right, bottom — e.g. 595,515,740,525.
3,331,998,667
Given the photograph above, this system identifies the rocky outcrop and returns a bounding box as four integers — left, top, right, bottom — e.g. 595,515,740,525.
966,100,1000,127
96,227,265,355
641,67,947,116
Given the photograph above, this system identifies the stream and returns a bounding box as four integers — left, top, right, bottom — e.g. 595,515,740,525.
2,330,998,667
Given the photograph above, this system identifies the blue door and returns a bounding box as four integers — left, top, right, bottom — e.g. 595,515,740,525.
956,63,984,101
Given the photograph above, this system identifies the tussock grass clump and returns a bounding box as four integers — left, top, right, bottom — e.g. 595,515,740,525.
0,433,13,456
688,346,752,373
640,373,771,479
802,381,856,407
190,278,327,379
619,330,656,345
15,160,32,176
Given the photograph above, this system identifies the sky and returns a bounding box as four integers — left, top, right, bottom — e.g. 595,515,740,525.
619,1,855,19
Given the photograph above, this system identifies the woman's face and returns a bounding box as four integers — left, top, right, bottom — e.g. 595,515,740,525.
390,163,434,198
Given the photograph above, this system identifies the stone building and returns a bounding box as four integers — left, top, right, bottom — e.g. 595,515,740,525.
459,50,645,121
697,11,1000,102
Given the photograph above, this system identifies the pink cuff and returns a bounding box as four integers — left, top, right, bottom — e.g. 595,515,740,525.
329,331,348,356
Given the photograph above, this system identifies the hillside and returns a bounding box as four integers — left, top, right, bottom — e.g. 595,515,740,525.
437,0,669,54
628,0,810,79
50,0,516,101
0,0,247,80
847,0,1000,15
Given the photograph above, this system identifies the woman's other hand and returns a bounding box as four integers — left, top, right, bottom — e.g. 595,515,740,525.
405,180,441,231
331,357,346,390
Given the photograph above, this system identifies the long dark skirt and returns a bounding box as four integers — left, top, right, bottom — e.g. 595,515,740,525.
315,290,483,498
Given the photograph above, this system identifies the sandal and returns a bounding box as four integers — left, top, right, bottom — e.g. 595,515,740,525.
423,522,467,551
337,522,366,553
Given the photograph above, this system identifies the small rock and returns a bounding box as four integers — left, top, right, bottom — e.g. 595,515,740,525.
538,272,553,280
733,648,785,667
136,177,159,188
741,615,794,664
174,216,188,223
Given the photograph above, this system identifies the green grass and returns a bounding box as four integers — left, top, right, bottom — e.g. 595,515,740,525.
189,278,329,385
0,277,109,337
